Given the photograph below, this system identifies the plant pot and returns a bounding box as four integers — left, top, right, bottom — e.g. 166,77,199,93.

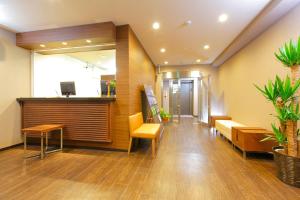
162,118,169,123
273,146,300,187
110,88,116,96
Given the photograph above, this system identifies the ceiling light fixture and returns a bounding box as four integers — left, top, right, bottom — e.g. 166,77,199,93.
203,45,210,50
152,22,160,30
196,59,201,63
40,44,46,48
86,39,92,43
185,20,192,25
164,61,168,65
62,42,68,45
218,14,228,23
160,48,166,53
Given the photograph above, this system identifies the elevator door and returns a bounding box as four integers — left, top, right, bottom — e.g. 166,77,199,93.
180,80,193,115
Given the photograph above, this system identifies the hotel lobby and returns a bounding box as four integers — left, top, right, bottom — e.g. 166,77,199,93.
1,0,300,199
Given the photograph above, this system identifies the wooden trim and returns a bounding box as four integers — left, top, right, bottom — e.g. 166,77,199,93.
16,22,116,51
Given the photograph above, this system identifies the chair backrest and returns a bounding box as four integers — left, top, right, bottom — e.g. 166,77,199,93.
129,112,144,135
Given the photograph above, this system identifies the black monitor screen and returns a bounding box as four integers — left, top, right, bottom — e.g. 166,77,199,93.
60,81,76,97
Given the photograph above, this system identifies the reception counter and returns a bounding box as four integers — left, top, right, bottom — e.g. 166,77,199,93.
17,97,116,144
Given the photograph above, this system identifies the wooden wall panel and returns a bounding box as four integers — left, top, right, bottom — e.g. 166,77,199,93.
22,101,111,142
101,75,116,81
107,25,156,150
128,27,156,115
110,25,130,150
16,22,116,50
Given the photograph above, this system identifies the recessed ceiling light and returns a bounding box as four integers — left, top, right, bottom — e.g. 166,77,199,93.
203,45,210,50
185,20,192,25
40,44,45,48
152,22,160,30
164,61,168,65
196,59,201,63
160,48,166,53
218,14,228,23
86,39,92,43
62,42,68,45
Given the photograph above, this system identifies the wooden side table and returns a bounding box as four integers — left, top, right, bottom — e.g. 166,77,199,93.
232,129,277,159
22,124,64,159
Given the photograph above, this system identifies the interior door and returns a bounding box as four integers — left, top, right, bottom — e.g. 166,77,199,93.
180,80,193,115
169,79,181,123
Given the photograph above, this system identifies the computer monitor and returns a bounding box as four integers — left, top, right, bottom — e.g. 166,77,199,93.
60,81,76,97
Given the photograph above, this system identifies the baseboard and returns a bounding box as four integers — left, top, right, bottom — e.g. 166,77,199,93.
0,143,23,151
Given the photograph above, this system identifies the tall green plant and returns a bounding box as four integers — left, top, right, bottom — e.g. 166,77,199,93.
255,76,300,144
275,36,300,67
261,124,286,145
275,104,300,122
254,75,300,105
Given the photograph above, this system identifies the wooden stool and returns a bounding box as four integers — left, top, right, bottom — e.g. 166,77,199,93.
22,124,64,159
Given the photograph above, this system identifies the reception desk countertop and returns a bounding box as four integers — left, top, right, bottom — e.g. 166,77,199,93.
17,96,116,102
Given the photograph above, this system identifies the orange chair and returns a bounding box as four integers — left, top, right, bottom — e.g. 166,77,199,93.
128,112,161,158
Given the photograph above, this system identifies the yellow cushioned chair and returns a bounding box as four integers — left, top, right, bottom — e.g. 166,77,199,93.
128,112,161,158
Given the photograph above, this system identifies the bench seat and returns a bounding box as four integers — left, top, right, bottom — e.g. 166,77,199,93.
215,120,245,141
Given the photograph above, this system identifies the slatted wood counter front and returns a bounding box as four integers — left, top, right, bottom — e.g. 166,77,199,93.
17,97,115,144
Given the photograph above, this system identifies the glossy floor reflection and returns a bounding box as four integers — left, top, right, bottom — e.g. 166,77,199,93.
0,118,299,199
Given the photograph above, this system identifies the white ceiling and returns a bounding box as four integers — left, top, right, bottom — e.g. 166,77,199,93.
0,0,270,65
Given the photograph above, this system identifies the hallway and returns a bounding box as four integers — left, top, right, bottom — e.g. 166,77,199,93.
0,118,299,199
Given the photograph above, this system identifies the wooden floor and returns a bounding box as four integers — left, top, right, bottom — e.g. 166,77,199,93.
1,118,300,200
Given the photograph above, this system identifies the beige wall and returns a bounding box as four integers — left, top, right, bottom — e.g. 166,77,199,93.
158,64,221,115
217,5,300,129
0,28,31,149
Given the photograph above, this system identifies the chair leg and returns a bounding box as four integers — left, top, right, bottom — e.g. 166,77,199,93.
23,132,27,158
128,137,133,155
152,139,156,158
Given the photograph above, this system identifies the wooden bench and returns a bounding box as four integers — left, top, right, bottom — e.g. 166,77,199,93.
215,121,276,159
232,128,277,159
215,120,245,140
128,112,161,158
22,124,64,159
210,115,232,128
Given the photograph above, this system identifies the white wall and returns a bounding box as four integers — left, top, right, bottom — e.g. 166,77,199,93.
33,54,104,97
0,28,31,149
217,5,300,129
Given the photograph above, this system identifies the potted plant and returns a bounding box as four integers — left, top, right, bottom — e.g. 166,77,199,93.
160,109,171,123
110,80,116,96
255,36,300,187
